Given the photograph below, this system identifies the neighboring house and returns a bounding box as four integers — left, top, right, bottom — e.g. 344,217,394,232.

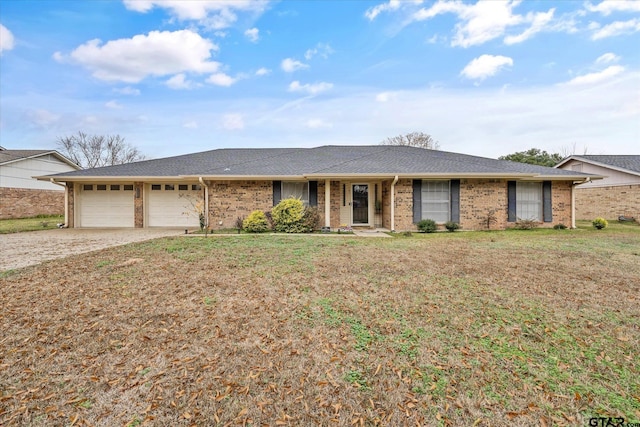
555,155,640,220
0,148,81,219
36,145,599,230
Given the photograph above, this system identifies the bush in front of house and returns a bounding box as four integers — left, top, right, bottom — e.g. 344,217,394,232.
592,217,608,230
444,221,460,232
243,210,269,233
417,219,437,233
302,206,321,232
272,197,308,233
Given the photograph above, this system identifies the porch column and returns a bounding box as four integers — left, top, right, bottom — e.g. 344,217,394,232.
325,179,331,228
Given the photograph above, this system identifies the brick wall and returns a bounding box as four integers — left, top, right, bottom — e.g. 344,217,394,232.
575,184,640,220
134,182,144,228
67,183,74,227
208,180,273,229
391,179,574,231
459,179,508,230
0,187,65,219
317,181,341,229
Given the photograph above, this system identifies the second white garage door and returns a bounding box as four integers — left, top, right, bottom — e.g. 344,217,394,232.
147,184,203,227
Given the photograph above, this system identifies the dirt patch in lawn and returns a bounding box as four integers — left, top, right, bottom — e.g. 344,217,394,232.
1,228,639,426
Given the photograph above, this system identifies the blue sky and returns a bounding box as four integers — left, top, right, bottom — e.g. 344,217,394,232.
1,0,638,160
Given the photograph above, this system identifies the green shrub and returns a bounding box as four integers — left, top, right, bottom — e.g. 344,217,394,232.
514,219,538,230
272,198,307,233
243,210,269,233
592,217,608,230
553,223,567,230
417,219,437,233
444,221,460,232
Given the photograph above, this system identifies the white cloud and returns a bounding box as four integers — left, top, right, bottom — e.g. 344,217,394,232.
504,9,555,45
207,72,236,86
64,30,220,83
0,24,15,54
591,18,640,39
585,0,640,15
166,73,195,90
244,27,259,43
306,119,333,129
255,67,270,76
304,43,334,60
113,86,141,96
596,52,620,64
123,0,270,29
288,81,333,95
281,58,309,72
460,55,513,81
183,120,198,129
566,65,625,85
222,114,244,130
365,0,401,21
376,91,398,102
105,100,123,109
26,109,60,127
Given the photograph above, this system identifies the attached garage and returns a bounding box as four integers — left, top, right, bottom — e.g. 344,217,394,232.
77,184,134,227
147,183,203,227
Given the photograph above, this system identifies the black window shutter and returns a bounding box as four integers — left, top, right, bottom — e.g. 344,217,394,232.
273,181,281,206
507,181,517,222
413,180,422,223
450,180,460,223
543,181,552,222
309,181,318,206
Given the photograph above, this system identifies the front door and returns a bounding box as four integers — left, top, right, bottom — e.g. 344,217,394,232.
352,184,369,225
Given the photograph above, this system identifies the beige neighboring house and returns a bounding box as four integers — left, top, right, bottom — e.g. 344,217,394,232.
0,147,81,219
36,145,599,230
555,155,640,220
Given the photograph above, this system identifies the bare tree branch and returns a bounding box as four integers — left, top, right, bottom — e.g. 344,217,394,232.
56,132,145,169
380,132,440,150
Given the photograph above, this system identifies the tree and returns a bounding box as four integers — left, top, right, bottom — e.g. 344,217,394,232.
56,132,145,169
498,148,563,167
380,132,440,150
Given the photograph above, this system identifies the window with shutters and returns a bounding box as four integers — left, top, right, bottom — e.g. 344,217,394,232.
282,182,309,206
516,182,543,221
421,180,450,223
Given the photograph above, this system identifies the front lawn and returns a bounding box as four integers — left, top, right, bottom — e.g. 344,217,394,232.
1,225,638,426
0,215,64,234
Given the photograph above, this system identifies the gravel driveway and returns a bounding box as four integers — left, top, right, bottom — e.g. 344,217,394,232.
0,228,183,271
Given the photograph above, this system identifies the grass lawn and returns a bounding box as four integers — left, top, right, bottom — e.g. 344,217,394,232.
1,223,639,426
0,215,64,234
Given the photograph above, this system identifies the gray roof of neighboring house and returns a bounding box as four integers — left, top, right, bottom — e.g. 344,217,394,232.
556,155,640,175
0,149,80,169
40,145,596,179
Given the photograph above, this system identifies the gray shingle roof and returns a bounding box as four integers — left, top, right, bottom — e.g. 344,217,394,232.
562,155,640,175
42,145,594,179
0,150,55,165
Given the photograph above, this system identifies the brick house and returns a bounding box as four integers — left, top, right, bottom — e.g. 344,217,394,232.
0,148,81,219
37,146,599,230
555,155,640,220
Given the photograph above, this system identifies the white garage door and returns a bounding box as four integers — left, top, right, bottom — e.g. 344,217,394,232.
78,184,134,228
147,184,203,227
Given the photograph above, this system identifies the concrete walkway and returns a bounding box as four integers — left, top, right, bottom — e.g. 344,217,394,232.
351,228,392,238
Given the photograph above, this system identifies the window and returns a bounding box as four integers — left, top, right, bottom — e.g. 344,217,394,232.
178,184,188,191
192,184,202,191
151,184,161,190
97,185,107,191
421,180,450,223
165,184,175,191
282,182,309,205
110,185,120,191
516,182,542,221
124,185,134,191
83,184,93,191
